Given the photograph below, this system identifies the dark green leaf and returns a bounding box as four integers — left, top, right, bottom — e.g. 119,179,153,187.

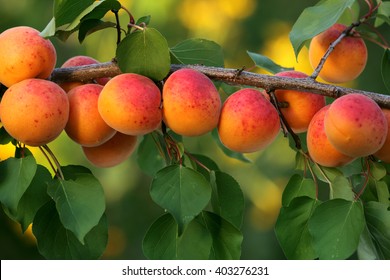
61,165,93,180
137,134,166,176
358,226,381,260
247,51,293,74
33,201,108,260
47,172,105,244
54,0,96,27
116,27,170,80
289,0,356,57
78,19,116,43
150,165,211,232
199,211,243,260
309,199,365,259
0,127,13,145
211,129,251,163
189,154,219,180
210,171,244,229
0,156,37,214
375,2,390,27
81,0,121,21
170,38,224,67
275,196,320,259
331,176,354,201
5,165,52,232
281,174,316,207
364,201,390,259
382,48,390,93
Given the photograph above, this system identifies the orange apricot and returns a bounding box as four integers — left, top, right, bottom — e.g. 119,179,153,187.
309,23,367,83
218,88,280,153
0,79,69,146
0,26,56,87
275,71,326,133
65,84,116,147
162,68,221,136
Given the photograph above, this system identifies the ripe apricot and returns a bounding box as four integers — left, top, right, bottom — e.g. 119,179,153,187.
82,132,137,168
162,68,221,136
0,26,56,87
0,79,69,146
307,105,355,167
309,23,367,83
218,88,280,153
324,94,387,157
275,71,325,133
65,84,116,147
374,109,390,163
98,73,162,136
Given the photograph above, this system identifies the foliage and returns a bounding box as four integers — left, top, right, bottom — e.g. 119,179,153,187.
1,0,390,260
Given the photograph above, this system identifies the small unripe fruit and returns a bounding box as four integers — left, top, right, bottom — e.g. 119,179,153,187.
324,94,387,157
0,79,69,146
275,71,325,133
0,26,56,87
218,88,280,153
162,68,221,136
309,23,367,83
98,73,162,136
65,84,116,147
82,132,137,168
307,105,355,167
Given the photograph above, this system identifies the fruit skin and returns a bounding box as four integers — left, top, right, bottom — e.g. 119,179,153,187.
65,84,116,147
374,109,390,163
82,132,137,168
218,88,280,153
0,26,56,87
98,73,162,136
59,55,109,92
307,105,355,167
324,94,387,157
309,23,367,83
0,79,69,146
162,68,221,136
275,71,325,133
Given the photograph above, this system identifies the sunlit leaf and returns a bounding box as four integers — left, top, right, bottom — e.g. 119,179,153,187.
247,51,293,74
54,0,96,27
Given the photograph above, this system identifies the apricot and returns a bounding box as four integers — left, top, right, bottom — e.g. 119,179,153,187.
307,105,355,167
374,109,390,163
82,132,137,168
309,23,367,83
0,26,56,87
275,71,325,133
217,88,280,153
0,79,69,146
59,55,109,92
65,84,116,147
98,73,162,135
324,94,387,157
162,68,221,136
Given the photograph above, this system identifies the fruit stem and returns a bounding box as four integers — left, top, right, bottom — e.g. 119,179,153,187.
111,9,122,45
184,152,211,173
355,157,371,200
300,151,319,199
41,145,64,180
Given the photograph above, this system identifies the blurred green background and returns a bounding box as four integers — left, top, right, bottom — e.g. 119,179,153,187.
0,0,388,260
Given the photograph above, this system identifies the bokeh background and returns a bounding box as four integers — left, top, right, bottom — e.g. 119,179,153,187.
0,0,388,259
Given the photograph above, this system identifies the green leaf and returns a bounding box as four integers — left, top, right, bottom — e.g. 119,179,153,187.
0,127,13,145
247,51,293,74
309,199,365,259
54,0,96,27
337,0,360,25
281,174,316,207
375,2,390,27
0,156,37,214
211,129,251,163
40,17,57,38
170,38,224,67
289,0,356,57
47,172,105,244
150,165,211,232
382,48,390,93
358,225,381,259
364,201,390,259
4,165,52,232
199,211,243,260
331,176,354,201
61,165,93,180
33,201,108,260
136,15,151,26
137,134,166,176
190,154,219,179
371,161,387,181
210,171,244,229
375,180,390,206
78,19,116,43
275,196,320,260
116,28,170,81
81,0,121,21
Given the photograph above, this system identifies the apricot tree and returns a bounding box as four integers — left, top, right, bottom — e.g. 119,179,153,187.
0,0,390,260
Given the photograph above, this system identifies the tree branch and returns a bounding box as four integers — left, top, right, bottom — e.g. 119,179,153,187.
50,61,390,109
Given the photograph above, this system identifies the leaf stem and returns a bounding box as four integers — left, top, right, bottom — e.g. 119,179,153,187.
41,145,64,180
111,9,122,45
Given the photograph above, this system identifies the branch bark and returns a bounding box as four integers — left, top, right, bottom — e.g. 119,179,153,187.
50,61,390,109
